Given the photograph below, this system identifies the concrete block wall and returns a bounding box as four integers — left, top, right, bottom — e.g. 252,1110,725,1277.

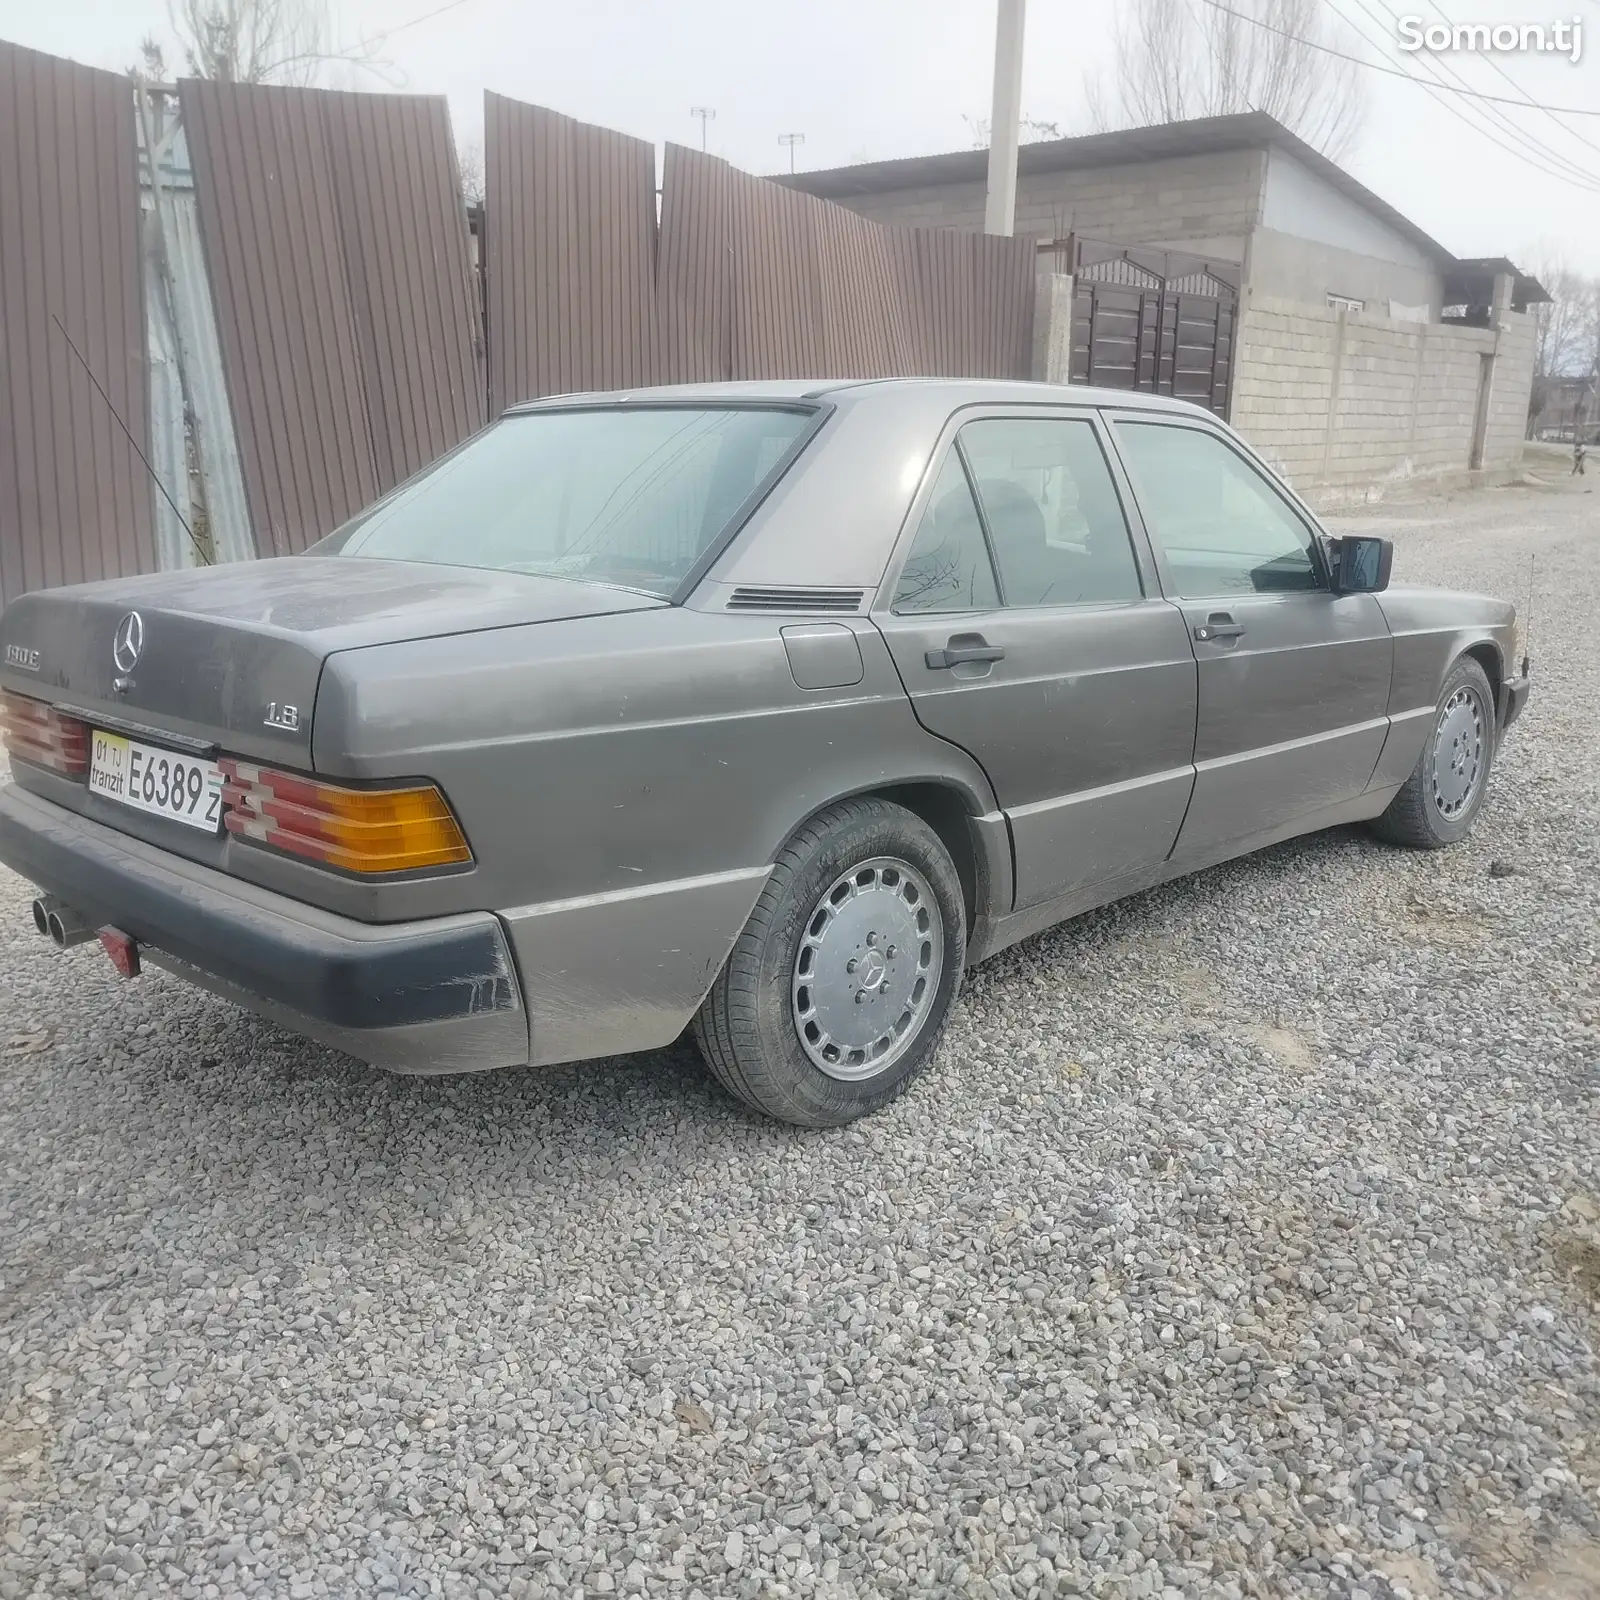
1231,296,1535,503
826,148,1264,263
1482,309,1536,469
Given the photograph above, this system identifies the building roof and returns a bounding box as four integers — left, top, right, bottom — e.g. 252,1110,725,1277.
1445,257,1551,309
779,111,1458,269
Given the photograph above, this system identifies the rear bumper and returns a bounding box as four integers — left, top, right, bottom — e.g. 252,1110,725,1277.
0,783,527,1073
1499,669,1530,732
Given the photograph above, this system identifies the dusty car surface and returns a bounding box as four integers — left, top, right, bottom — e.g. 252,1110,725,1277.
0,380,1531,1125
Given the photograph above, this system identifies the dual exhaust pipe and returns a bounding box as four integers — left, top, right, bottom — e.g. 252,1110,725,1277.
30,895,97,949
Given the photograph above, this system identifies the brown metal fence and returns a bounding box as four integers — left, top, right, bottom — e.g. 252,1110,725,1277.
182,80,483,556
0,42,156,607
2,60,1036,599
655,143,733,384
485,98,1037,407
181,80,375,557
320,90,486,491
483,94,657,412
908,227,1038,379
713,159,1035,383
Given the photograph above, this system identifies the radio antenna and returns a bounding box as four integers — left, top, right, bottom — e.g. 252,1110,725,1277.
1525,552,1535,669
50,312,212,567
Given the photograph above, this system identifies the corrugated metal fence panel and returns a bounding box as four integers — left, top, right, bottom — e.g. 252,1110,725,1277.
319,90,485,490
724,163,825,380
656,154,1017,385
982,231,1037,377
660,152,1031,385
816,199,920,378
0,42,154,605
181,78,377,556
655,144,730,383
728,169,934,381
907,229,1035,379
485,94,657,409
485,101,1033,400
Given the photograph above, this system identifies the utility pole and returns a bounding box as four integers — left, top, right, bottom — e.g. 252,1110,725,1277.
983,0,1026,236
778,132,805,173
690,106,715,151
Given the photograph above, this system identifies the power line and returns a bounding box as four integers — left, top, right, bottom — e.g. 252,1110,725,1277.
1184,0,1260,114
1194,0,1600,115
1318,0,1600,191
1347,0,1600,178
1332,0,1600,188
378,0,478,41
1401,0,1600,162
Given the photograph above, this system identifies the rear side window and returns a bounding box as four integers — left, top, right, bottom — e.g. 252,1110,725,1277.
958,417,1142,606
316,406,813,598
892,453,1000,613
1114,421,1321,598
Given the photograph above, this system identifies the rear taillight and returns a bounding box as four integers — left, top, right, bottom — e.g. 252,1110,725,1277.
219,760,472,875
0,691,88,777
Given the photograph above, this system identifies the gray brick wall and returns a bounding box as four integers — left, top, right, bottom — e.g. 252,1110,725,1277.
824,148,1264,261
1231,297,1535,501
1482,310,1536,469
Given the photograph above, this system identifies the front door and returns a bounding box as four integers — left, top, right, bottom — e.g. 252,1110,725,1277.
875,411,1197,913
1109,415,1393,858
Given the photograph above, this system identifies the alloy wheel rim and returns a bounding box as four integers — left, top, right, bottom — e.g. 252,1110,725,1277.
1430,685,1485,819
791,856,943,1082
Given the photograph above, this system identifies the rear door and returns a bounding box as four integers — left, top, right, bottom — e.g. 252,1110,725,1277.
1108,414,1392,857
874,408,1197,914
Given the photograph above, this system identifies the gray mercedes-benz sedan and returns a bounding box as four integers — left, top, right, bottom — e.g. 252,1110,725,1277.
0,380,1531,1125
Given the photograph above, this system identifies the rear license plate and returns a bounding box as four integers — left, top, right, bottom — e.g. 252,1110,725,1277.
87,730,225,833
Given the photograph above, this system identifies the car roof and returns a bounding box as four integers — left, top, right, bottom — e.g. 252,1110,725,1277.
503,377,1218,420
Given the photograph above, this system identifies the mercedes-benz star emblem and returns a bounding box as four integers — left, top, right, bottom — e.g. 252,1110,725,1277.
112,611,144,674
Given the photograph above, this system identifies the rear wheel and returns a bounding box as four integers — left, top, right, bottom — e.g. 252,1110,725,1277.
1371,655,1496,849
694,798,966,1127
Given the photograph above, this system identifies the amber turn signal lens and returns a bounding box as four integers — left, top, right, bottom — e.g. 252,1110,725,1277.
0,690,89,777
219,760,472,874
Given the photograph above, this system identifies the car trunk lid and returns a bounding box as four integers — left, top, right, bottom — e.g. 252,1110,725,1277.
0,556,666,768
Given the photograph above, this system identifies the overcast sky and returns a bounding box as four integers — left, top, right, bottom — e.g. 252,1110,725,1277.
5,0,1597,275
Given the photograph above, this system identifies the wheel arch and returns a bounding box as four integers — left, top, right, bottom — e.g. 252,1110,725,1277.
1462,639,1502,711
774,778,1011,936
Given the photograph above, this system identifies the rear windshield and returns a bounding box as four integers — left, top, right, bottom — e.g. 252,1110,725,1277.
314,406,813,597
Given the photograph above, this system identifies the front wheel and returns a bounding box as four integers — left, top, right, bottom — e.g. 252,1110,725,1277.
1371,655,1497,849
693,798,966,1127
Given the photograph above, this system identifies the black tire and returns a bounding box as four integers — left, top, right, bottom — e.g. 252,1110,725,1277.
693,798,966,1127
1371,654,1497,849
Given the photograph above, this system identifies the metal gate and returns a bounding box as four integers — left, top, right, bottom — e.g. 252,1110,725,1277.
1057,237,1240,419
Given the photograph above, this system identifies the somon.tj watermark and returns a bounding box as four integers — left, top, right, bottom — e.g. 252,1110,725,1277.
1397,15,1583,63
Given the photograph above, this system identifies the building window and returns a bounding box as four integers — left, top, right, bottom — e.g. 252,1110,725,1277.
1326,292,1366,313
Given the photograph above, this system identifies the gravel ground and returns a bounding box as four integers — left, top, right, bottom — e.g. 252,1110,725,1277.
1,476,1596,1600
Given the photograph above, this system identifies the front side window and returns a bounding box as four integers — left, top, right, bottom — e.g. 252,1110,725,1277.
315,406,812,598
1114,422,1321,598
958,417,1142,606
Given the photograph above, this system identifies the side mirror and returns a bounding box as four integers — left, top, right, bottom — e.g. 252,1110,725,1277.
1331,534,1393,595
